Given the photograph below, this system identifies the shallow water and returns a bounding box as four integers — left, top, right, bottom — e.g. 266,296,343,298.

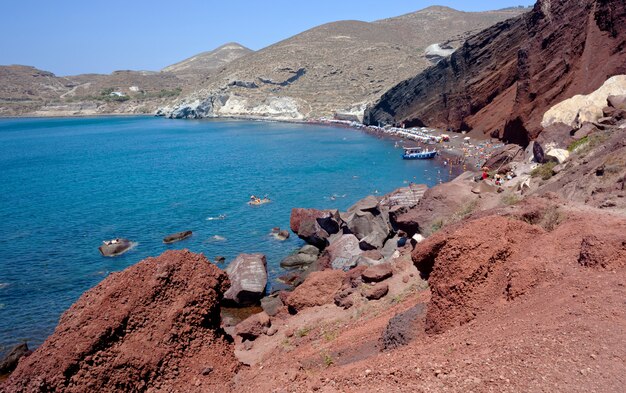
0,116,450,353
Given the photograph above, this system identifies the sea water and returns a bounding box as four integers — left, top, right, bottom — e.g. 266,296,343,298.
0,116,450,353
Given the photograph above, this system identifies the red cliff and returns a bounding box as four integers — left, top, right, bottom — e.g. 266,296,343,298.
365,0,626,145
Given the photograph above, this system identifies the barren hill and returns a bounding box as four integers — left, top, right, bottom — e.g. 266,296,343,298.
162,42,253,81
159,6,529,121
0,44,252,117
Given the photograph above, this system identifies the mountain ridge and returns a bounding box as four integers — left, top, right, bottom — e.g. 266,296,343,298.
159,6,527,120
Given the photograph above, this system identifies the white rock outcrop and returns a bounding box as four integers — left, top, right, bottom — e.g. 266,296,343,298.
156,93,304,120
425,43,456,63
542,75,626,128
545,148,570,164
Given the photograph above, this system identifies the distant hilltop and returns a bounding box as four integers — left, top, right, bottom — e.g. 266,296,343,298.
162,43,253,81
159,6,528,121
0,43,253,117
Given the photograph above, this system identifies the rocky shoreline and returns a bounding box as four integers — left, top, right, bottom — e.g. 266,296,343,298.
3,0,626,389
3,82,626,391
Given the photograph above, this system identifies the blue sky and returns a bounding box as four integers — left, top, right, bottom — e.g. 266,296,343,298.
0,0,535,76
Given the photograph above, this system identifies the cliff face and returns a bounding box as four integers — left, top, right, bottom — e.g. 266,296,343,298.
365,0,626,146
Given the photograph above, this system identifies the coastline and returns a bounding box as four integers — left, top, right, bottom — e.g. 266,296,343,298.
0,116,454,358
1,111,494,175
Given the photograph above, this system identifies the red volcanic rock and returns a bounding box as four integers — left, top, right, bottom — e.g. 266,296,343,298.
234,312,271,341
412,210,626,335
344,265,368,288
362,282,389,300
285,270,345,313
393,209,421,237
399,179,476,235
2,250,238,392
366,0,626,145
289,208,342,248
362,263,393,283
578,235,626,269
483,144,524,170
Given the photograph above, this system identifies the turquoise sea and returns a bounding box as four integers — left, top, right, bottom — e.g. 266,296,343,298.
0,116,450,354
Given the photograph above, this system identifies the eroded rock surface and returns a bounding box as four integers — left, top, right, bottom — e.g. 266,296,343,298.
2,250,238,392
224,254,268,305
366,0,626,145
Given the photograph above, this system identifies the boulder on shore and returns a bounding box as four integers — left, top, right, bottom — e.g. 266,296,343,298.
163,230,192,244
362,263,393,283
393,209,421,237
224,253,268,305
362,282,389,300
0,343,32,375
483,144,523,170
260,295,284,317
325,234,362,270
234,312,271,341
280,245,320,269
290,208,343,248
341,195,392,250
2,250,237,392
285,270,345,313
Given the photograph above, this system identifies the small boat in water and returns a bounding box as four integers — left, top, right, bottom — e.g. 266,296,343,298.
402,146,437,160
99,238,133,257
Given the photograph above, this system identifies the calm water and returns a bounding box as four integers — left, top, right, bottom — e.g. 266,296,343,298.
0,116,450,353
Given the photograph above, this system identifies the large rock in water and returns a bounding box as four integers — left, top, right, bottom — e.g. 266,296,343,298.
2,250,237,392
224,253,267,305
280,245,320,269
163,230,193,244
341,196,392,250
98,238,133,257
290,208,342,248
0,343,32,375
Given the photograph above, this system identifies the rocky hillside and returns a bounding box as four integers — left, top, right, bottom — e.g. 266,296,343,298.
1,250,238,392
365,0,626,146
3,79,625,391
0,43,252,117
159,6,528,121
162,42,253,82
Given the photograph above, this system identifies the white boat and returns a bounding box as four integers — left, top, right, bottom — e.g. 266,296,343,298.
402,146,437,160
